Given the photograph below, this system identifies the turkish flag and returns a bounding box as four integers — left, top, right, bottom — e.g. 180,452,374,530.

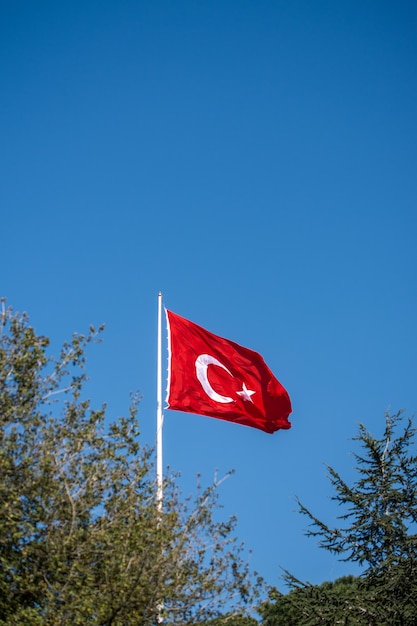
165,310,292,434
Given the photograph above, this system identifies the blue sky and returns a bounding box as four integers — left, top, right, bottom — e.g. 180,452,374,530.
2,0,417,591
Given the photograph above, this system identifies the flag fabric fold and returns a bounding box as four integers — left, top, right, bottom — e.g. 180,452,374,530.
165,310,292,434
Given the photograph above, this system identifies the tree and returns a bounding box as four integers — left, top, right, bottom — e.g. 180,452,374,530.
260,575,363,626
0,301,262,625
198,615,258,626
260,412,417,625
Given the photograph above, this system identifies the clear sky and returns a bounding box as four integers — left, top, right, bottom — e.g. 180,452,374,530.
2,0,417,592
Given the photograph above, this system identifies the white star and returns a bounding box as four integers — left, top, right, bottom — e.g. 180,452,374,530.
236,382,256,403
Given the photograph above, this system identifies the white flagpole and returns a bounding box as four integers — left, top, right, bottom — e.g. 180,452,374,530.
156,292,164,624
156,291,163,510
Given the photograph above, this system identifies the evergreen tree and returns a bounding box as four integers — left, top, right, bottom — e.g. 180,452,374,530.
0,301,261,625
260,575,363,626
260,411,417,625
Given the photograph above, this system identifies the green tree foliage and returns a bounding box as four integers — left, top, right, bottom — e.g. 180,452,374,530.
0,301,261,625
260,575,363,626
260,412,417,625
198,615,258,626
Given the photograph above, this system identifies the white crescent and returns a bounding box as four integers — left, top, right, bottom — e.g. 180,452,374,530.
195,354,234,404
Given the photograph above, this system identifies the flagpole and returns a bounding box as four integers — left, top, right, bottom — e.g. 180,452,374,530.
156,292,163,511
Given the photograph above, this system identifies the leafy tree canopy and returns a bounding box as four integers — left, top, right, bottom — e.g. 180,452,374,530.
0,300,262,625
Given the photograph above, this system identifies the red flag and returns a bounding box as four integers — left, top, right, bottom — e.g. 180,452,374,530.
165,310,292,434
